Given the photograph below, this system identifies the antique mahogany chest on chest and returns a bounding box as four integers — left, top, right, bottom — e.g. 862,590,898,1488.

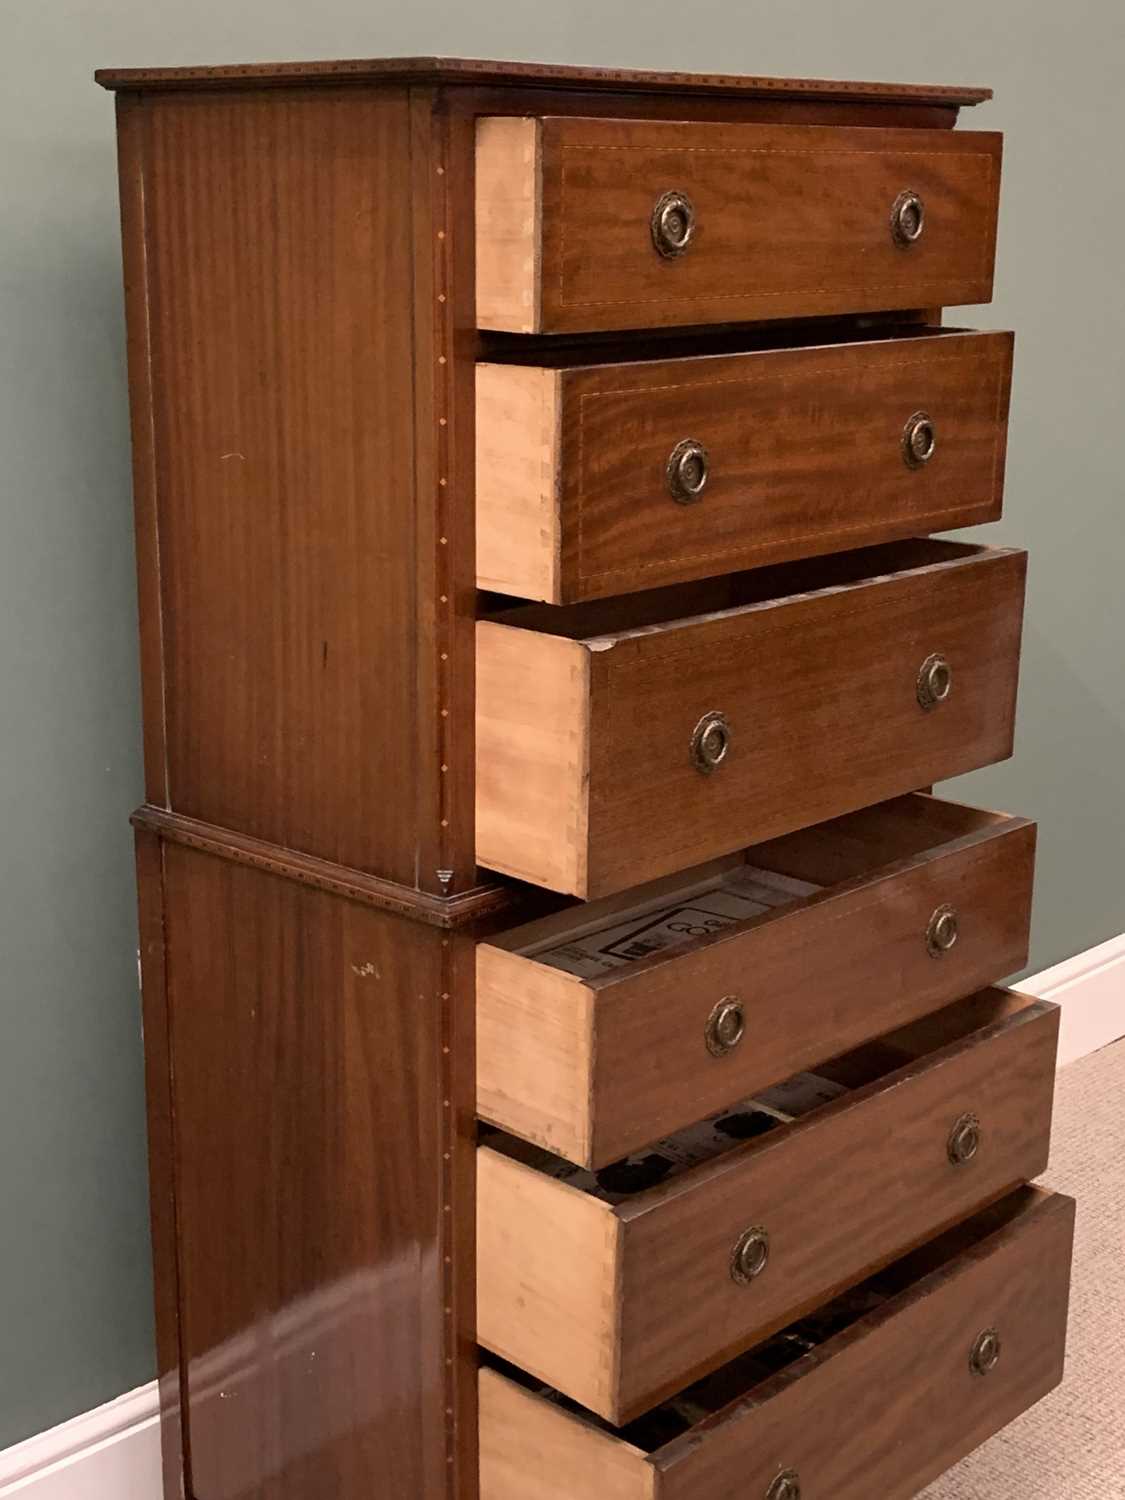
97,55,1073,1500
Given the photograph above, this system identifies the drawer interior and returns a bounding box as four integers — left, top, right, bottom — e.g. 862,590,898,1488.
480,985,1038,1204
481,1186,1058,1456
481,537,1000,633
488,793,1022,982
478,318,975,369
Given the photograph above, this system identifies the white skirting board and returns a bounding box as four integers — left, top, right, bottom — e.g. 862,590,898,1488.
3,933,1123,1498
1016,930,1125,1069
0,1384,160,1498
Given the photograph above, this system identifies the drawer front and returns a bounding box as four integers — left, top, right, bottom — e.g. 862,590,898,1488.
615,991,1059,1419
478,990,1059,1423
476,117,1002,333
478,797,1036,1169
587,549,1025,897
477,331,1014,603
477,542,1027,899
479,1190,1075,1500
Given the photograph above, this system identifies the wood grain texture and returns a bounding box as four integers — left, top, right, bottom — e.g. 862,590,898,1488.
476,362,561,598
479,1189,1075,1500
654,1189,1074,1499
476,622,590,894
134,830,186,1498
120,84,436,883
480,1368,653,1500
615,991,1059,1419
477,795,1036,1167
477,117,1002,333
157,842,468,1500
478,1148,621,1418
103,61,1043,1500
477,329,1013,602
443,895,483,1500
131,803,512,928
458,84,966,135
477,990,1058,1422
409,89,480,899
111,78,481,1500
477,942,596,1164
94,57,992,108
115,98,169,803
483,1368,657,1500
475,118,542,337
479,541,1027,898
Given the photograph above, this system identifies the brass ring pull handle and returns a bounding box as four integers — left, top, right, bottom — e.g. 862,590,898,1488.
926,903,960,957
948,1112,981,1166
891,189,926,246
706,997,745,1056
652,190,696,258
691,710,731,775
917,653,952,710
731,1226,771,1285
765,1469,802,1500
667,438,710,503
970,1327,1002,1377
903,410,937,468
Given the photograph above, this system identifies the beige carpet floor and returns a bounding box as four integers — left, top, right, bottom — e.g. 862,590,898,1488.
921,1039,1125,1498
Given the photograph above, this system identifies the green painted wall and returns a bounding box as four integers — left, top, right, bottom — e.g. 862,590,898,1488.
1,0,1121,1450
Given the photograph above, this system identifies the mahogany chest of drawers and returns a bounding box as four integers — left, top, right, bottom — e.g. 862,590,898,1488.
97,55,1073,1500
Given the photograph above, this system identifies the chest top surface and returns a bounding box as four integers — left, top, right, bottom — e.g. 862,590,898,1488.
94,53,991,107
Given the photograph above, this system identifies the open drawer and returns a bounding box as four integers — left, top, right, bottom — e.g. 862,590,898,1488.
478,988,1059,1423
479,1188,1074,1498
476,539,1027,898
476,116,1002,334
477,326,1013,603
478,793,1036,1168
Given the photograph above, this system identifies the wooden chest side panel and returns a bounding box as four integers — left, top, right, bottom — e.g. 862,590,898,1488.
156,843,469,1499
134,829,186,1497
123,86,421,880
